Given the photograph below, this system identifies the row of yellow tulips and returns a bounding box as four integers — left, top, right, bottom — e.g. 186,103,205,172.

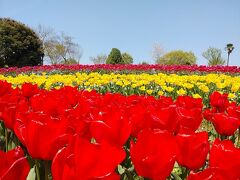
0,72,239,101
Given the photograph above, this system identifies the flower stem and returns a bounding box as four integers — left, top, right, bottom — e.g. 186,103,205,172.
181,167,189,179
5,128,8,152
237,128,240,148
35,160,41,180
44,161,49,180
124,169,134,180
220,135,227,141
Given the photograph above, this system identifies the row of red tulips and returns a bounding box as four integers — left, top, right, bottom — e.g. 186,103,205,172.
0,80,240,180
1,64,240,74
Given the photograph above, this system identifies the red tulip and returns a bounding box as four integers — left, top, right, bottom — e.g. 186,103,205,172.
210,92,229,112
227,104,240,119
212,113,240,136
0,95,29,130
158,96,174,104
21,83,39,98
176,132,210,170
129,104,178,136
176,107,203,134
63,109,91,138
127,95,175,136
149,105,179,134
1,103,17,130
14,112,72,160
52,135,125,180
187,167,228,180
1,64,240,74
176,96,203,109
0,81,12,96
30,93,67,117
128,103,153,136
209,139,240,179
175,96,203,134
203,108,215,121
130,129,177,180
0,146,30,180
55,86,79,108
90,111,131,147
30,87,78,118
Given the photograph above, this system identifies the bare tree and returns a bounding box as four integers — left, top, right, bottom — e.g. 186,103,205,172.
90,54,107,64
35,25,82,64
35,25,58,64
56,33,82,64
44,39,60,64
152,43,165,63
202,47,225,66
36,25,56,44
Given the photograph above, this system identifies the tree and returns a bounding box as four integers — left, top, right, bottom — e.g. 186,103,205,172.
152,43,165,63
57,33,82,64
139,61,149,65
35,25,56,46
156,50,197,65
61,58,78,65
90,54,107,64
35,25,58,64
202,47,225,66
122,52,133,64
43,39,61,65
225,43,234,66
106,48,123,64
0,18,44,67
35,25,82,64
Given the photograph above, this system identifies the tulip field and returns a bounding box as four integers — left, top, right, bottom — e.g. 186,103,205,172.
0,64,240,180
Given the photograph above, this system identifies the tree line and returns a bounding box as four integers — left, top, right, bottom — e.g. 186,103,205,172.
91,44,234,66
0,18,235,67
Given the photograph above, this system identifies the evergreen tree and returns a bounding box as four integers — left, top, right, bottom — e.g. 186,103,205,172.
106,48,123,64
0,18,44,67
122,52,133,64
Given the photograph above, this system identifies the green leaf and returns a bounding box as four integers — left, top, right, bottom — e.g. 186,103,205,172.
171,172,182,180
27,167,36,180
117,165,125,175
7,141,16,151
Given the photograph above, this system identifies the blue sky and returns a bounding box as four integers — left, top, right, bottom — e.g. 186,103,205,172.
0,0,239,65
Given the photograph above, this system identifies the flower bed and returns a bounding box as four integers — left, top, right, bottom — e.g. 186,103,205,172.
0,81,240,179
1,64,240,75
1,72,240,103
